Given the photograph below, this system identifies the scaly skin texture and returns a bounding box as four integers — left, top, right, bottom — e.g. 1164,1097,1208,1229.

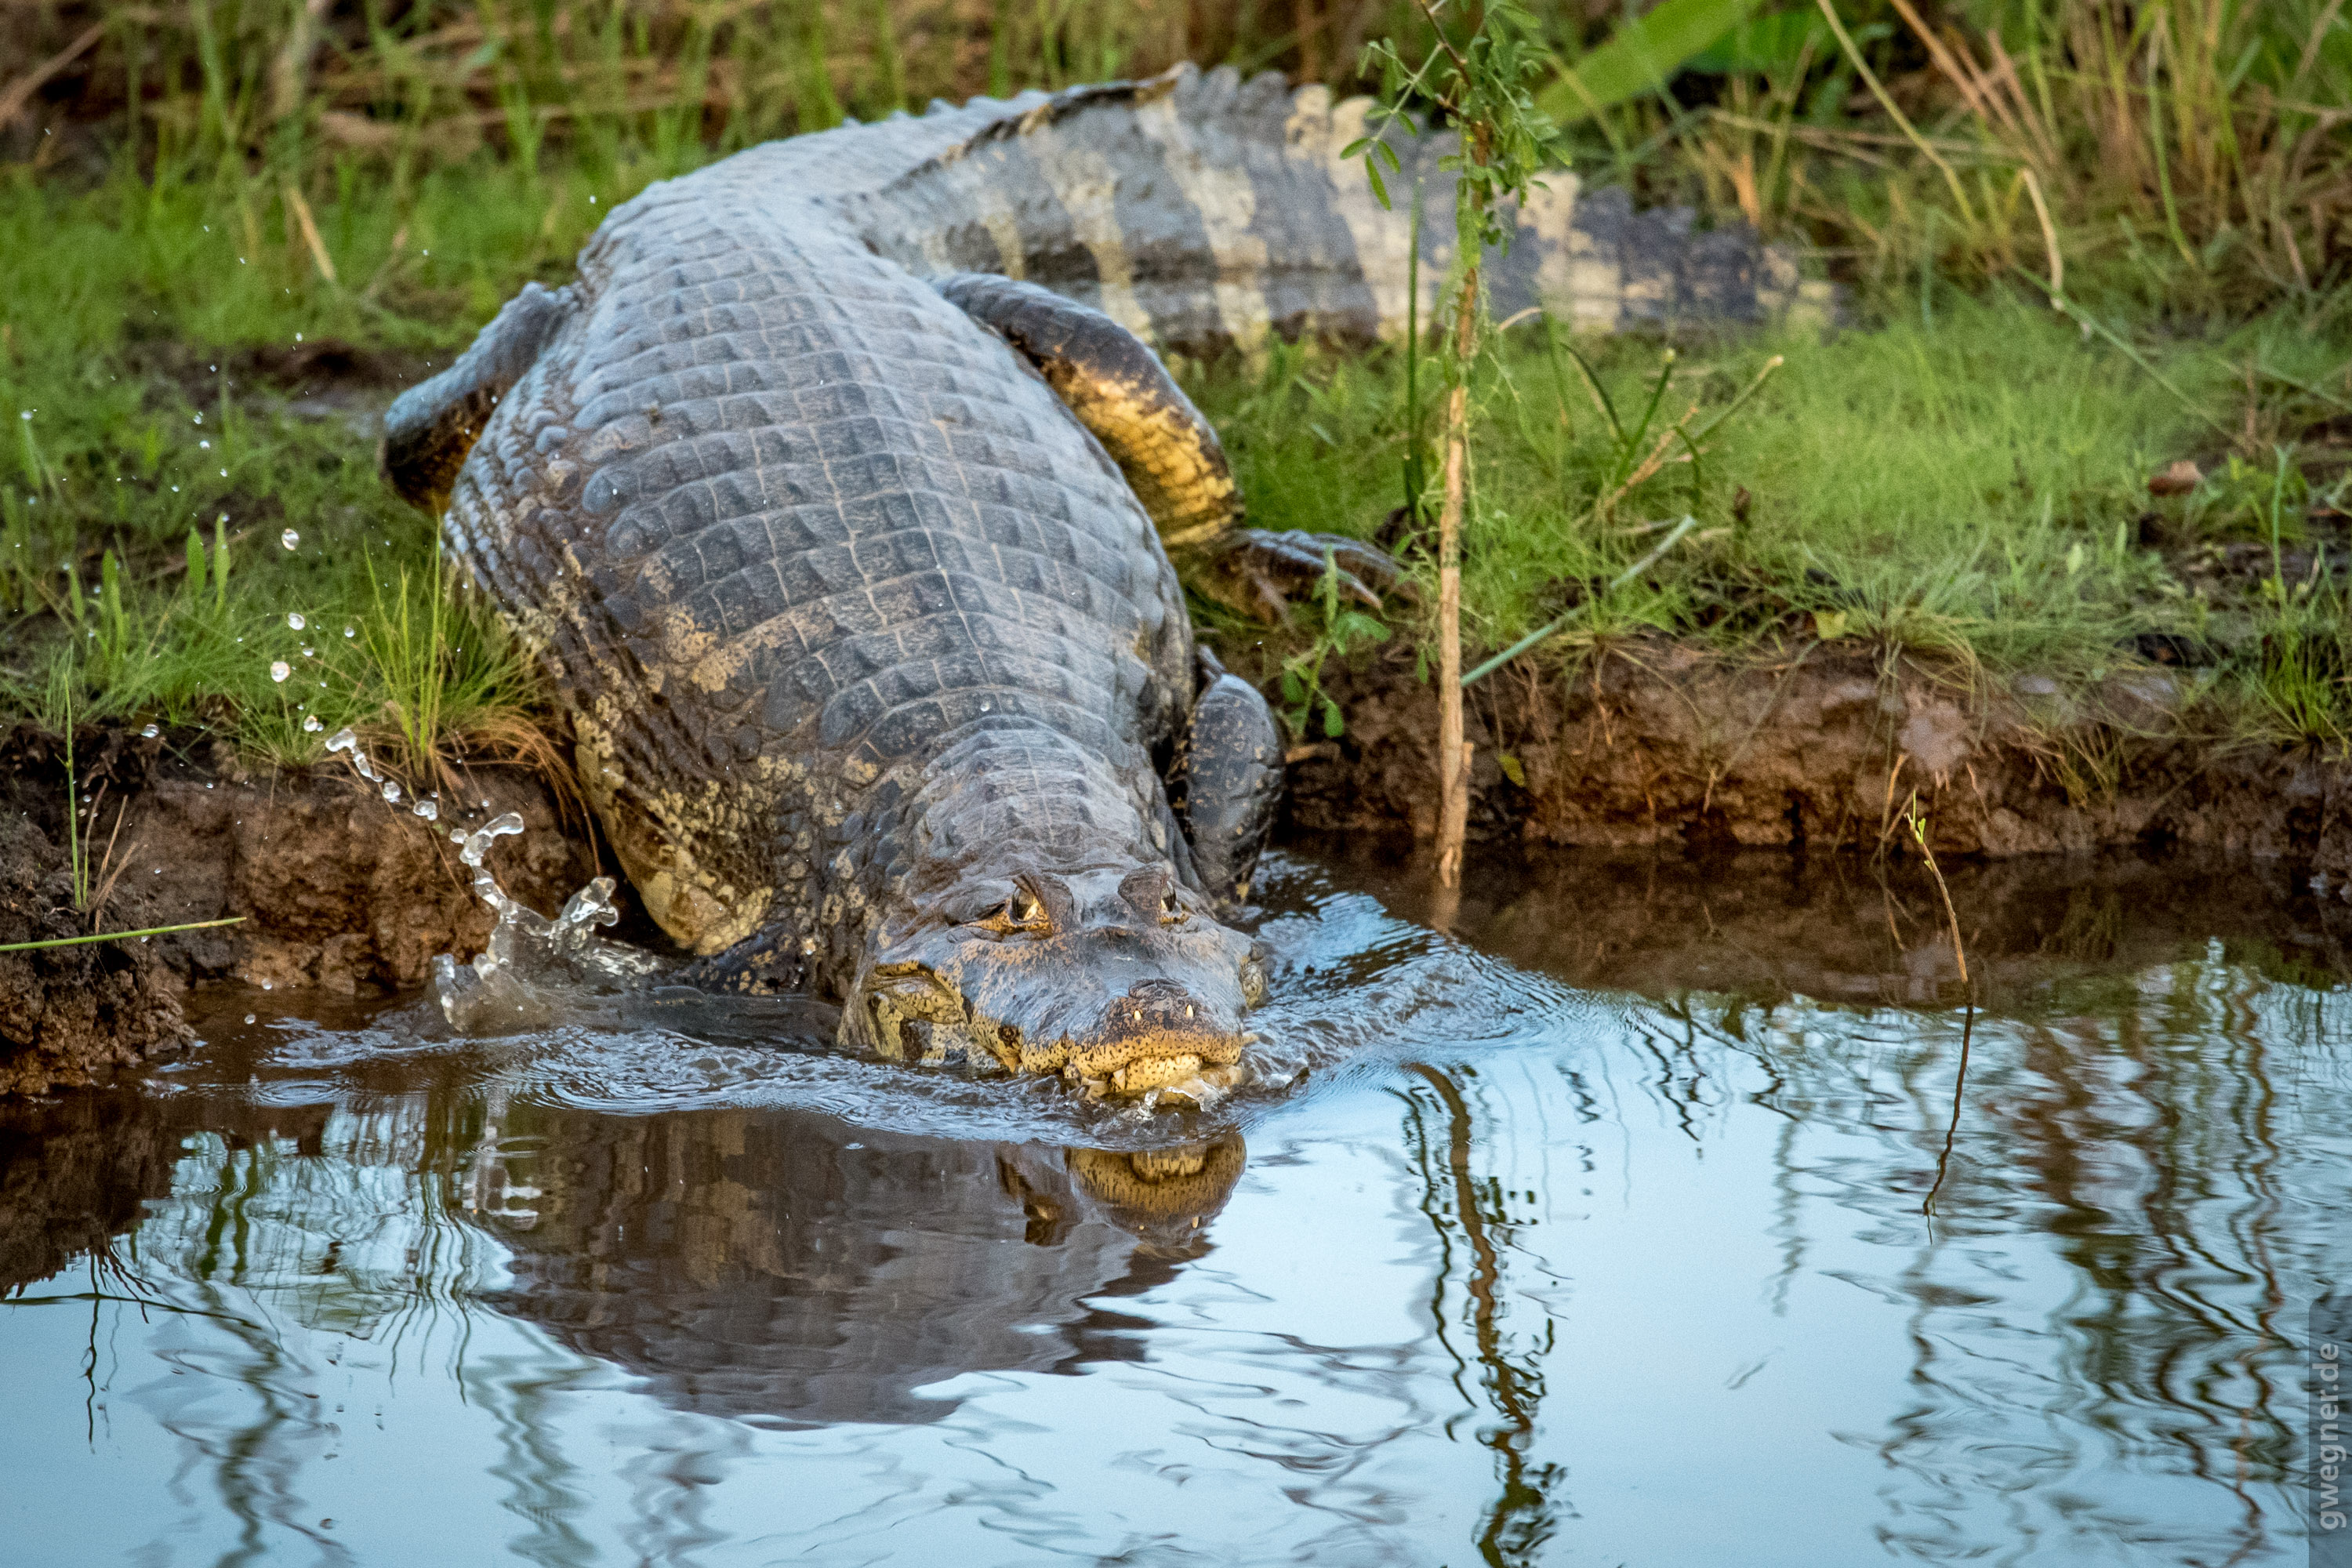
390,64,1824,1093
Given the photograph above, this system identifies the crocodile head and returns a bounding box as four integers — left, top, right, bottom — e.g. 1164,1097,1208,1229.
846,862,1265,1099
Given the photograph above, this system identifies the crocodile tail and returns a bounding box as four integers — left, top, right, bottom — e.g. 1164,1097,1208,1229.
824,63,1832,357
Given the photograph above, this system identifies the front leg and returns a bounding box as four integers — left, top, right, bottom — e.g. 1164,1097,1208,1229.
1185,528,1400,626
1167,654,1284,910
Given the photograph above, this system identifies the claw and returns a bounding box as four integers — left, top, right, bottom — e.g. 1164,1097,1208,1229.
1192,528,1403,625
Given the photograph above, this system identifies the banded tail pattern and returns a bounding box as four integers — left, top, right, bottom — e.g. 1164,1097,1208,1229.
632,61,1833,361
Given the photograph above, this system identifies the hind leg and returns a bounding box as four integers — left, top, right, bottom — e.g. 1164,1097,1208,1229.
1167,653,1284,910
935,273,1399,624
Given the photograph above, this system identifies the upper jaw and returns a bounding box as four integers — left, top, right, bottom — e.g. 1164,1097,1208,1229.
852,934,1255,1097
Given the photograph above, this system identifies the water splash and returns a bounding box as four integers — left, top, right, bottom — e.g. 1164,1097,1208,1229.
325,726,380,782
430,812,664,1033
434,869,663,1032
321,725,663,1028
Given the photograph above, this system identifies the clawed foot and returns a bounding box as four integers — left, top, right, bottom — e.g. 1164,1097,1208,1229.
1189,528,1404,624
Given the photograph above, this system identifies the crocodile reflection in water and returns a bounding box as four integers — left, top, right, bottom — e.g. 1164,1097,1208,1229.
475,1105,1247,1426
0,1075,1247,1432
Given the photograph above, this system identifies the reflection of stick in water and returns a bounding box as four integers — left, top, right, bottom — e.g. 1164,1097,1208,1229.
1404,1062,1560,1566
1906,791,1974,1218
1923,1004,1974,1218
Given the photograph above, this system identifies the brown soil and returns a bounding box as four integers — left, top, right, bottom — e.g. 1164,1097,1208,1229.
1258,635,2352,885
0,733,602,1095
0,812,191,1095
14,630,2352,1097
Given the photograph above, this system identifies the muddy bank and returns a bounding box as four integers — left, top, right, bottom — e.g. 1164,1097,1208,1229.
1,734,601,1094
1261,636,2352,882
1311,836,2352,1005
13,632,2352,1095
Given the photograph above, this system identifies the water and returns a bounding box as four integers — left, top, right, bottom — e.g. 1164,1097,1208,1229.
3,845,2348,1566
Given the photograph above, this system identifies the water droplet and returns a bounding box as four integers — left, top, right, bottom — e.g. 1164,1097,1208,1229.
413,798,439,821
302,715,322,733
281,529,299,550
260,980,273,991
287,612,305,630
270,660,291,683
244,1014,256,1024
140,724,158,739
381,779,402,804
343,626,355,639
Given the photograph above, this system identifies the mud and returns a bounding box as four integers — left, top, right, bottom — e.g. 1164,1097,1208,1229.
0,812,191,1096
0,735,603,1094
15,632,2352,1096
1261,635,2352,884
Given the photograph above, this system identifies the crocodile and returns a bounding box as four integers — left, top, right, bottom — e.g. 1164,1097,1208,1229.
381,63,1824,1098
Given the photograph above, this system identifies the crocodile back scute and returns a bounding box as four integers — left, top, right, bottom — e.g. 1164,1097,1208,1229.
445,172,1194,953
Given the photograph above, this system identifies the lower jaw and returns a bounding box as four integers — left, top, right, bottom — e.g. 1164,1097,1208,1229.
1065,1053,1249,1103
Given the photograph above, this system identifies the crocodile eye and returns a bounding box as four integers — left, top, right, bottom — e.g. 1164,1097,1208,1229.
1011,891,1043,924
1160,887,1186,923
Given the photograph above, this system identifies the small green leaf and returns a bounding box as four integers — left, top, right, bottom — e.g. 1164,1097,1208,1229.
184,528,205,600
1496,750,1526,787
1364,160,1392,211
1811,608,1849,641
1320,696,1345,738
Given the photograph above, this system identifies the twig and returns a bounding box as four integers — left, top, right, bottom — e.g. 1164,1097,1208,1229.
2020,168,2061,300
282,182,339,285
0,22,106,129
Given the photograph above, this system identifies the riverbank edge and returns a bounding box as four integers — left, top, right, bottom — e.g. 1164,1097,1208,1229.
8,637,2351,1094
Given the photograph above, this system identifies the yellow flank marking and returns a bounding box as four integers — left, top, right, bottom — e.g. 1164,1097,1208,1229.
1019,123,1155,340
1131,94,1272,358
1044,363,1240,546
1566,216,1623,332
1316,96,1436,341
1516,174,1583,327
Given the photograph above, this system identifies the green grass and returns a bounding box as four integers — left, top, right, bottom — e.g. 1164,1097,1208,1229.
0,159,639,767
1192,289,2352,739
6,0,2352,763
7,154,2352,762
